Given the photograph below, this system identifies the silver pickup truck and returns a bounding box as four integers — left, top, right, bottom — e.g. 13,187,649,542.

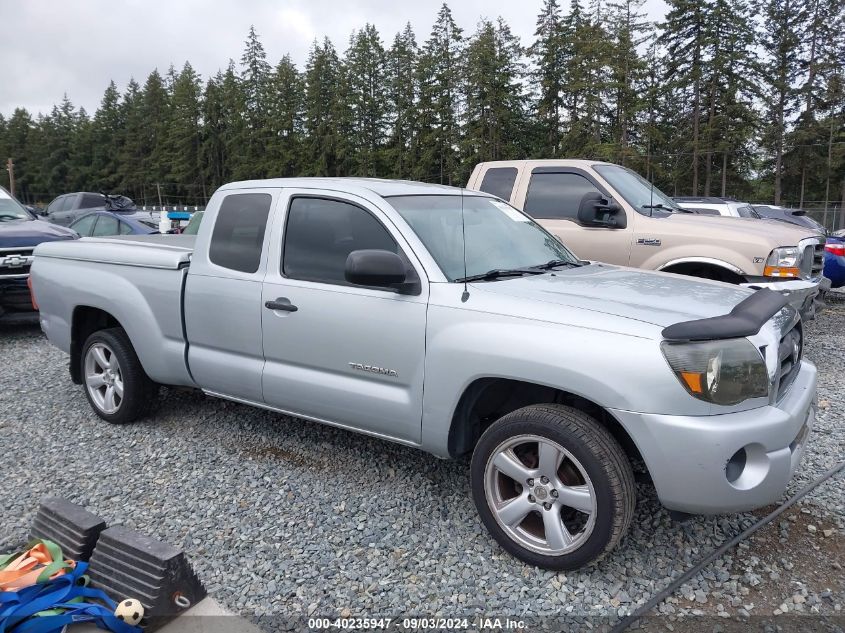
31,178,816,570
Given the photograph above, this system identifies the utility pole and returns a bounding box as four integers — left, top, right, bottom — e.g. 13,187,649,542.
5,158,14,197
156,183,164,210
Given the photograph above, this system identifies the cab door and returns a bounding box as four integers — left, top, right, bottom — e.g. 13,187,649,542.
184,190,277,403
516,168,633,266
260,189,428,443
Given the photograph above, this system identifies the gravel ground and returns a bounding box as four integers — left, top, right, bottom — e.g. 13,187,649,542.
1,296,843,632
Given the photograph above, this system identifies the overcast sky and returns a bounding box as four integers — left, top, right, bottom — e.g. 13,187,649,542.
1,0,668,118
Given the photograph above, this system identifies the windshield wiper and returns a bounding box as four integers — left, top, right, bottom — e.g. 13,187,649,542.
455,268,545,283
533,259,582,270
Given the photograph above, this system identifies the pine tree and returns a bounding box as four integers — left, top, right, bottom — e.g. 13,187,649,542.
345,24,388,176
662,0,712,193
529,0,567,156
385,24,419,178
303,38,342,175
200,72,228,189
3,109,34,199
89,81,124,191
415,3,463,184
118,79,146,200
139,70,171,188
605,0,649,164
168,62,204,203
239,26,272,179
265,55,304,177
760,0,803,203
462,18,526,169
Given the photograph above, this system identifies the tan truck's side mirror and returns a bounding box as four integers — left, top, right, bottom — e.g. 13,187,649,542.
577,192,626,229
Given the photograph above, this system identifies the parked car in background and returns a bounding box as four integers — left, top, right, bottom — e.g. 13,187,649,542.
753,205,827,235
0,186,77,323
31,177,816,570
674,197,761,219
70,211,159,237
42,192,141,226
823,237,845,288
467,161,827,320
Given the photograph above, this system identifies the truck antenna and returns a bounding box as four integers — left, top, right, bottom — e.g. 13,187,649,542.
460,187,469,303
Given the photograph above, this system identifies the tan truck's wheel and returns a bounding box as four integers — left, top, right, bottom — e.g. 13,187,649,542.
81,328,158,424
471,404,635,569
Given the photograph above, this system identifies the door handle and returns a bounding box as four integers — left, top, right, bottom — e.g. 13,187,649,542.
265,297,298,312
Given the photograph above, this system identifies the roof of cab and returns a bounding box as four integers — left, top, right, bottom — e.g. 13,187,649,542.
218,177,482,198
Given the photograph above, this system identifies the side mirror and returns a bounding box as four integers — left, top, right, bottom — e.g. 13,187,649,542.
345,249,419,294
577,192,626,228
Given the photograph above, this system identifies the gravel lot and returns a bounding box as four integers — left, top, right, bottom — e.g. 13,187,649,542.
1,296,843,631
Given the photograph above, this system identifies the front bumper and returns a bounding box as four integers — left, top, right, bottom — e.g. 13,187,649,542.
0,276,37,322
610,360,817,514
742,276,828,321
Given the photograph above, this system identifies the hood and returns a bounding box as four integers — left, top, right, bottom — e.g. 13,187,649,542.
0,218,78,248
472,263,753,328
664,213,816,244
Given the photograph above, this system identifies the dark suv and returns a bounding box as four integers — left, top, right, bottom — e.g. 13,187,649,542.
0,186,78,323
43,192,135,226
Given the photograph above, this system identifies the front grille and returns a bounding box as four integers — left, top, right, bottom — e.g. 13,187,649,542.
777,323,802,398
0,248,33,277
812,241,825,277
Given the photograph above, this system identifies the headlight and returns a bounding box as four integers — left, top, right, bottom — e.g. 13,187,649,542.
661,339,769,405
764,246,801,278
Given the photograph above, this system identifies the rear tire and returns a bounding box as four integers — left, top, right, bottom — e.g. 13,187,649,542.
470,404,636,570
81,327,158,424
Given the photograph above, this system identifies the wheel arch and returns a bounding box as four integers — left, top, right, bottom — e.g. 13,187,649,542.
70,306,123,384
659,257,746,284
447,377,646,474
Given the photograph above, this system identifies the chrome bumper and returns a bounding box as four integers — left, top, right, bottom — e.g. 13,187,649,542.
610,360,816,514
742,276,828,321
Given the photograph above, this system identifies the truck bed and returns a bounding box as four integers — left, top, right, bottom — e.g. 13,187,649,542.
34,234,195,269
32,234,197,387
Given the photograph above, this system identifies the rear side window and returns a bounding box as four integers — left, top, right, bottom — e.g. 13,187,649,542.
80,193,104,209
283,197,397,285
92,215,119,236
209,193,272,273
524,172,601,220
478,167,518,202
71,214,97,236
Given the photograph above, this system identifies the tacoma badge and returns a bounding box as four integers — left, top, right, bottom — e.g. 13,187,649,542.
348,362,398,377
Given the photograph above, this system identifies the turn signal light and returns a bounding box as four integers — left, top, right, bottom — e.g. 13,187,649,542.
26,275,38,310
763,266,801,278
680,371,704,394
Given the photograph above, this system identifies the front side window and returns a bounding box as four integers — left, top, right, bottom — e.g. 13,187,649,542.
283,197,398,285
209,193,272,273
478,167,518,202
524,173,602,220
389,195,577,281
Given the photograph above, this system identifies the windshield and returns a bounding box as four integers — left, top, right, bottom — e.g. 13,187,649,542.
593,164,683,215
736,204,761,219
388,195,578,281
0,189,32,221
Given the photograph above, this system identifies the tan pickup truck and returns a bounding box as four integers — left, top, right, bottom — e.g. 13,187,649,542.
467,160,827,320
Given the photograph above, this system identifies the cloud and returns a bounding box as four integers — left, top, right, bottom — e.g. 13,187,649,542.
0,0,668,117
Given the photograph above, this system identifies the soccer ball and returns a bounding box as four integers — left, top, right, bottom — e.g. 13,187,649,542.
115,598,144,626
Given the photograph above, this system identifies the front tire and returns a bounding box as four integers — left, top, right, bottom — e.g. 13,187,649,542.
81,328,158,424
470,404,636,570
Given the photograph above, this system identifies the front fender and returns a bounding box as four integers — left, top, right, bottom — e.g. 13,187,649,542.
419,307,712,457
